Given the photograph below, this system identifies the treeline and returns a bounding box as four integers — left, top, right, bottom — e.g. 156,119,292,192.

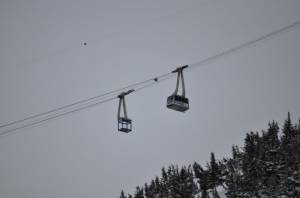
120,113,300,198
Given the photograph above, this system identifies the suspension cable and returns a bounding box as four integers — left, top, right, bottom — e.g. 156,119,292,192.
0,19,299,136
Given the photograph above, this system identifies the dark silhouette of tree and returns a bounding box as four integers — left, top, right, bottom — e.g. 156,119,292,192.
134,186,144,198
208,152,222,197
193,162,209,198
120,190,127,198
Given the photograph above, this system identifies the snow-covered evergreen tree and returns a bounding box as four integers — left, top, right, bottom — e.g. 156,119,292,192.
121,114,300,198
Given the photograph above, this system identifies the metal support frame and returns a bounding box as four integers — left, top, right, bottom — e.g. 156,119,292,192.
172,65,188,97
117,89,134,119
117,96,127,119
117,89,134,132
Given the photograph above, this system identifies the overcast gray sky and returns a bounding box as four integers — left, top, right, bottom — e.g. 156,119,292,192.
1,0,300,197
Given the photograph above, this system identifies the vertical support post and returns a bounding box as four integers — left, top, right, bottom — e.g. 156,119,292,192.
122,97,128,119
117,97,122,119
174,71,180,95
180,70,186,97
